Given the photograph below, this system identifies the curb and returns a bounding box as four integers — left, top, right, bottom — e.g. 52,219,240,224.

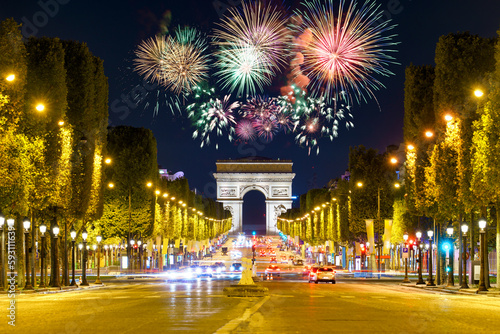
0,284,108,295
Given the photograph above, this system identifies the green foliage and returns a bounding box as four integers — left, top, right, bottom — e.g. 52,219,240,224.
434,32,495,120
99,126,158,239
0,18,26,127
403,64,435,143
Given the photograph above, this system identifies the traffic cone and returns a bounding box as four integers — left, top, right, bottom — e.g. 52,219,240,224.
270,274,273,280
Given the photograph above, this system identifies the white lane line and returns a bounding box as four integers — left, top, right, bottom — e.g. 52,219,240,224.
214,296,270,334
371,296,387,299
340,295,355,298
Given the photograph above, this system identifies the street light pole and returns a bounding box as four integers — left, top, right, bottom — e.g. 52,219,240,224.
402,232,410,283
39,224,47,288
23,217,33,290
51,223,60,288
95,235,102,284
81,228,89,286
460,224,469,289
426,230,435,286
446,226,454,287
416,231,425,284
70,228,77,286
477,219,488,292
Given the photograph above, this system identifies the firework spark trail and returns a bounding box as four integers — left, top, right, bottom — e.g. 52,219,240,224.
213,1,290,95
293,0,398,105
134,27,210,95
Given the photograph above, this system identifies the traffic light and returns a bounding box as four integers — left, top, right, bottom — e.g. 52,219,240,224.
360,243,366,254
252,231,256,236
252,244,256,252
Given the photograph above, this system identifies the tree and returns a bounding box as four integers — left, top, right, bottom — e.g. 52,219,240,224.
470,28,500,283
99,126,158,249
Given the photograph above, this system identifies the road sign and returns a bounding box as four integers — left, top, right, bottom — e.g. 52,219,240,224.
402,247,409,259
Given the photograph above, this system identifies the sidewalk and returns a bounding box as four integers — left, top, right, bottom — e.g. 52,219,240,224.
401,281,500,296
0,283,108,295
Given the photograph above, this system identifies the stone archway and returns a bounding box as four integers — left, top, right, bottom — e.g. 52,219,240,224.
213,157,295,235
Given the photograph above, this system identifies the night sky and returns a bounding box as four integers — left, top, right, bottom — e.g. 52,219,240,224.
2,0,500,203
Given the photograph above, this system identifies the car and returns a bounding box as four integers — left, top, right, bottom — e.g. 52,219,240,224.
211,262,225,273
307,266,320,281
230,263,243,272
309,267,336,284
293,259,304,266
194,265,214,277
265,264,281,276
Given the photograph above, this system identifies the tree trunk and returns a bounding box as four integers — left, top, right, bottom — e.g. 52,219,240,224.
469,211,474,285
497,203,500,290
15,215,26,289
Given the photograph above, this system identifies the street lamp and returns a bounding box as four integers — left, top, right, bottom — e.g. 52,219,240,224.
70,228,78,286
22,217,33,290
0,212,5,290
402,232,410,283
416,231,425,285
460,224,469,289
477,219,488,292
81,228,89,286
51,223,60,288
39,223,47,288
95,235,102,284
426,230,435,286
446,226,454,287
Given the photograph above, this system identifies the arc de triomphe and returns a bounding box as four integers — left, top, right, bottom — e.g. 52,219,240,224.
213,157,295,235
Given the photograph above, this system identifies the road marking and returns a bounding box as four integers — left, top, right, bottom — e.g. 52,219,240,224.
214,296,270,334
144,295,160,298
371,296,387,299
340,295,355,299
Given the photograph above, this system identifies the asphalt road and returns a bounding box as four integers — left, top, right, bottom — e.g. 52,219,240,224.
2,278,500,334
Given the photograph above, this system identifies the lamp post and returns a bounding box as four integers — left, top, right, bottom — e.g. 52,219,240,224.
22,217,33,290
0,213,5,290
402,232,410,283
477,219,488,292
137,240,142,271
39,223,47,288
81,228,89,286
426,230,435,286
95,236,102,284
446,226,454,287
70,228,77,286
416,231,425,284
460,224,469,289
51,223,60,288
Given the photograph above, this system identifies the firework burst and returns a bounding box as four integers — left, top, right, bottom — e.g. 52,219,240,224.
293,0,398,104
236,119,257,141
190,95,240,148
213,2,290,95
134,27,210,95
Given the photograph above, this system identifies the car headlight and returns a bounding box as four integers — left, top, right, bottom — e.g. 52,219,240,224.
207,268,213,273
230,266,235,271
196,268,202,274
